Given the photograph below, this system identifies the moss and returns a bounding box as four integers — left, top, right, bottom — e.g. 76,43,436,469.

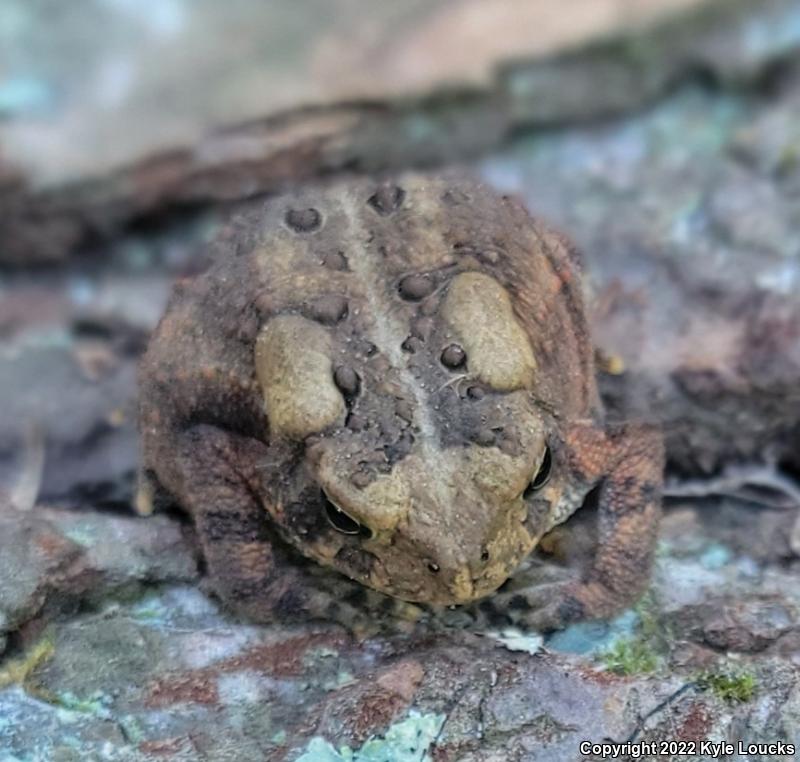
601,638,659,676
599,593,667,676
698,666,757,704
635,593,664,640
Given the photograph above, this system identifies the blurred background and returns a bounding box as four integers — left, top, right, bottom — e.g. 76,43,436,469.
1,1,799,759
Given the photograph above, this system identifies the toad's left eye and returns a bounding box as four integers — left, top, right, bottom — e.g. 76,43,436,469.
525,445,552,496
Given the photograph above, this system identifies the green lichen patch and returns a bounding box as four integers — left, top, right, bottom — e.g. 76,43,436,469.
546,609,638,656
295,710,445,762
0,635,55,691
54,690,110,716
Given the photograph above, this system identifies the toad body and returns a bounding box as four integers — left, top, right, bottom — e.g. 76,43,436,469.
137,174,663,632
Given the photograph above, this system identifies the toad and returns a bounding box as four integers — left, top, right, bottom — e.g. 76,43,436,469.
137,173,663,632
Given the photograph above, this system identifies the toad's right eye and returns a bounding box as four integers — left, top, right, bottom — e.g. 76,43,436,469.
322,490,372,538
525,445,552,497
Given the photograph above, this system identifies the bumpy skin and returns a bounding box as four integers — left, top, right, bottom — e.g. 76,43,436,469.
137,173,663,633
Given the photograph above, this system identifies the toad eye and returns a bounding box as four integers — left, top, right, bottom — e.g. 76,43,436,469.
322,491,373,538
524,445,552,496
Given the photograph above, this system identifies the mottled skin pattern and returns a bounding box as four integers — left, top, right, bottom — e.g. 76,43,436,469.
137,173,663,633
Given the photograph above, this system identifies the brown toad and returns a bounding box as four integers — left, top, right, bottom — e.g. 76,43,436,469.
137,173,663,632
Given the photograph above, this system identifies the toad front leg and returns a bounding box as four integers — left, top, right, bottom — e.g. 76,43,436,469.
168,424,393,634
481,422,664,632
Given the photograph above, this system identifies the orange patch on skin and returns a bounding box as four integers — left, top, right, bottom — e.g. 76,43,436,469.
565,426,609,481
571,580,629,619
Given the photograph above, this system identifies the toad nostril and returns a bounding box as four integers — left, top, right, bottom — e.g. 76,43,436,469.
481,549,490,562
